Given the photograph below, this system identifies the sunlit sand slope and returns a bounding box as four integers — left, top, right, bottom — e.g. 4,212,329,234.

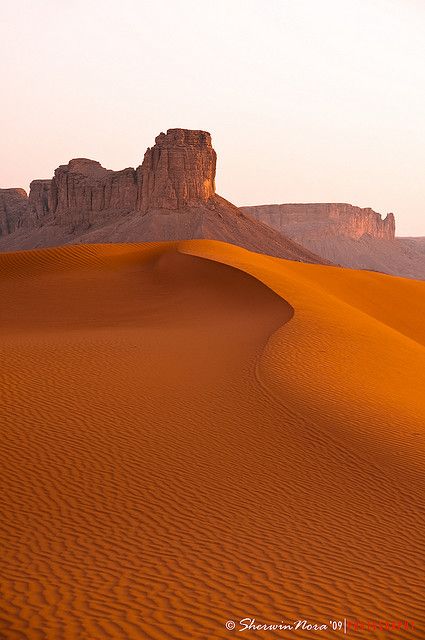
1,240,424,640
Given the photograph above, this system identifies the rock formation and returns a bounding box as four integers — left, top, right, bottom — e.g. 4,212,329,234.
52,160,137,219
240,202,425,280
0,188,28,236
0,129,322,265
137,129,216,211
241,203,395,240
23,130,216,226
25,160,138,229
1,129,423,278
27,180,52,223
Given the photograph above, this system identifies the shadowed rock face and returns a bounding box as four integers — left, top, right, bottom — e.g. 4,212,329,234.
28,180,52,222
52,159,138,217
0,129,323,265
0,188,28,236
26,160,138,227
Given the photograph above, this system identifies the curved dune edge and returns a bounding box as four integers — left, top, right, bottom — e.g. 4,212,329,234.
1,239,425,640
180,238,425,460
181,239,425,630
177,238,425,346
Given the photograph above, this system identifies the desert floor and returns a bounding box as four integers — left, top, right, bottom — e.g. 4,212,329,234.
1,240,424,639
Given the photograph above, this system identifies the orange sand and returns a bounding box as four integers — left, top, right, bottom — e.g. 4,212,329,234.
0,240,424,639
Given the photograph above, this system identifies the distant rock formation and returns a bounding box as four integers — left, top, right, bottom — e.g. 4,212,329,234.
241,203,395,240
0,129,322,266
240,203,425,280
0,188,28,236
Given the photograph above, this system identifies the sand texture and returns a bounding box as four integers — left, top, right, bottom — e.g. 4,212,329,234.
1,240,424,639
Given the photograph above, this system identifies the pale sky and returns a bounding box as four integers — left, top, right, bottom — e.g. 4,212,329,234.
2,0,425,235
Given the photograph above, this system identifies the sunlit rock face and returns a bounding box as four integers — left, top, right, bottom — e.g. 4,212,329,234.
241,203,395,240
137,129,217,211
239,202,425,280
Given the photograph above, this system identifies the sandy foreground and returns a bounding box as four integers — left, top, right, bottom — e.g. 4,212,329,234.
0,240,424,639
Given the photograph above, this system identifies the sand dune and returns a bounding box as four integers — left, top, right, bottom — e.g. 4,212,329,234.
1,240,424,639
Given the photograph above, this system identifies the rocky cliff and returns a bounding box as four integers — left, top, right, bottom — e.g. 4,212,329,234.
0,129,322,265
52,160,137,219
0,188,28,236
137,129,216,211
2,130,422,278
241,203,395,240
25,160,138,229
23,130,216,226
240,202,425,280
27,180,52,223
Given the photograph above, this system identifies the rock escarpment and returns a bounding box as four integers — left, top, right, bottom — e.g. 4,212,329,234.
0,129,322,265
0,188,28,236
23,130,216,226
25,160,138,228
2,129,422,278
52,160,138,220
28,180,52,223
137,129,216,211
240,202,425,280
241,203,395,241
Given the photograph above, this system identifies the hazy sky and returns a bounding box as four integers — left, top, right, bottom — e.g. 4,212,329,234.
2,0,425,235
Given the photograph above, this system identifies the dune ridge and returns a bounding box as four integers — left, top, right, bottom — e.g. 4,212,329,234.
1,240,424,639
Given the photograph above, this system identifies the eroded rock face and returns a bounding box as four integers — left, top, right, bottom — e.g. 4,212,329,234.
238,202,423,277
49,159,138,222
241,203,396,240
0,188,28,236
137,129,217,211
28,180,53,223
0,129,324,265
14,129,217,229
4,128,418,276
23,160,138,230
